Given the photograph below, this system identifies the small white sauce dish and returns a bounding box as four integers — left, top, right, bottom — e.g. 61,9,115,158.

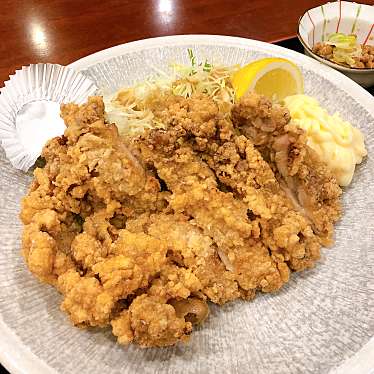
0,64,98,171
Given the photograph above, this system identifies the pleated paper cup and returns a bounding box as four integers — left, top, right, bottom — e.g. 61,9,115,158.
0,63,98,171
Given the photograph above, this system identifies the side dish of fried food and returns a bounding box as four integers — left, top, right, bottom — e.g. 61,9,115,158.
20,93,342,348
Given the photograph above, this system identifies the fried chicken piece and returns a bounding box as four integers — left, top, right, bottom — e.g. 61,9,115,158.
149,264,202,299
106,221,209,347
145,213,245,304
139,137,253,246
23,230,57,284
92,230,167,298
147,93,221,147
112,294,209,347
126,212,245,303
138,134,287,294
21,168,86,260
21,96,167,226
123,294,192,347
231,93,342,245
144,93,320,270
57,270,116,327
22,209,75,284
71,232,105,270
63,211,190,343
208,135,321,271
58,97,152,204
20,168,59,224
111,310,134,345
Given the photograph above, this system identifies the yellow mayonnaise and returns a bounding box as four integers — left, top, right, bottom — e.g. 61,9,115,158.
283,95,367,186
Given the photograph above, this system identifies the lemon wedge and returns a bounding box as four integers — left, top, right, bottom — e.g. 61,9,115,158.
231,58,304,101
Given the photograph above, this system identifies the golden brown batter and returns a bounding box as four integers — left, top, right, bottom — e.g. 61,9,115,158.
20,93,341,347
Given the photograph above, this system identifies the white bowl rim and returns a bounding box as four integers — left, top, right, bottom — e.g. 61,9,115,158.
1,34,373,374
297,0,374,73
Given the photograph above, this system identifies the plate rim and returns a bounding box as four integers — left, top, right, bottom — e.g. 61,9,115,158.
0,318,57,374
1,34,373,374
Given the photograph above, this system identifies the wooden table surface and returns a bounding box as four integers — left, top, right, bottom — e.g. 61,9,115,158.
1,0,372,86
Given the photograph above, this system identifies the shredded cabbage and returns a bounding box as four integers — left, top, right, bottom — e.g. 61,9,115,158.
325,33,362,67
104,50,238,135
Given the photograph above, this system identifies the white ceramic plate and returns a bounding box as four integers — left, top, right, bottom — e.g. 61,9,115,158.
0,35,373,374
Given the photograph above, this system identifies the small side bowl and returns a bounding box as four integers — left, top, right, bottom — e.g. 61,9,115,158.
297,1,374,87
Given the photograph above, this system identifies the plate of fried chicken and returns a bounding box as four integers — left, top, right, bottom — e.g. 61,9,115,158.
0,35,373,374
